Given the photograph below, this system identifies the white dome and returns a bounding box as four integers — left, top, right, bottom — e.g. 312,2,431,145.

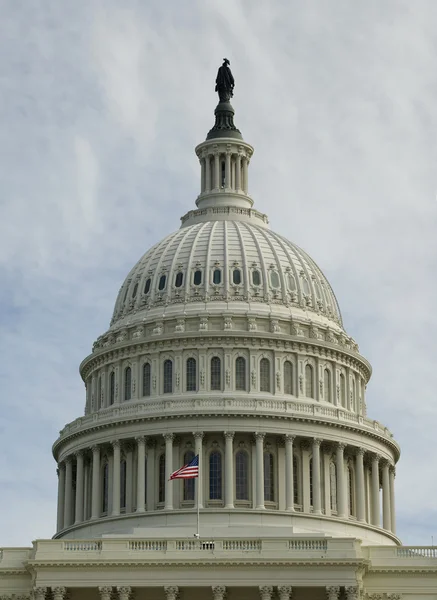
111,219,343,331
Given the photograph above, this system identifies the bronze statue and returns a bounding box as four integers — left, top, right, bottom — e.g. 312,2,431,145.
215,58,234,102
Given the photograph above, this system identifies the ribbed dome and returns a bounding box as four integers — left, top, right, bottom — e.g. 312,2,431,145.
111,219,343,330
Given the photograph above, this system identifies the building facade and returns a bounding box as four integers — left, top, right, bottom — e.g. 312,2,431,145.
1,76,436,600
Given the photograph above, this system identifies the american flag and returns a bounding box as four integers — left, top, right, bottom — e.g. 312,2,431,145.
169,455,199,480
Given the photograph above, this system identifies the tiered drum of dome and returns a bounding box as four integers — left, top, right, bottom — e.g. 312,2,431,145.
53,71,399,548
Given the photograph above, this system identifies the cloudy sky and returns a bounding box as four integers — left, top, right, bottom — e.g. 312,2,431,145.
1,0,437,547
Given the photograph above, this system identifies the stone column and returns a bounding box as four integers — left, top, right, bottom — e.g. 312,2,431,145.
33,589,48,600
259,586,274,600
278,586,292,600
312,438,322,515
52,588,67,600
214,152,220,190
224,431,235,509
147,439,156,510
225,151,231,189
255,432,266,510
111,440,121,516
285,434,295,511
200,158,205,193
212,586,227,600
326,587,340,600
164,586,179,600
371,454,381,526
91,444,101,519
336,443,347,518
382,460,391,531
355,447,366,522
242,157,249,193
74,450,84,524
236,153,242,191
99,588,113,600
345,587,359,600
164,433,174,510
117,587,132,600
390,466,396,534
205,155,211,192
56,464,65,532
136,436,146,513
194,431,204,508
63,456,73,528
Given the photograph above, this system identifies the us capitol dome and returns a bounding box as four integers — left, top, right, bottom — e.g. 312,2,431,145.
4,60,436,600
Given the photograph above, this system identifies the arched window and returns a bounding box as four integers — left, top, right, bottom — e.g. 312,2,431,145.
270,271,280,289
293,455,299,505
144,278,151,294
284,361,293,395
233,269,241,285
213,269,221,284
163,360,173,394
340,373,346,407
305,364,314,398
102,463,109,514
330,462,337,511
124,367,132,401
158,454,166,503
324,369,331,403
143,363,151,397
109,372,115,405
186,358,197,392
120,460,127,510
235,450,249,500
348,465,355,516
210,357,221,391
158,275,166,291
309,458,313,506
252,270,261,286
183,451,195,501
193,270,202,286
260,358,271,392
264,452,274,502
235,357,247,391
209,451,222,500
175,272,183,288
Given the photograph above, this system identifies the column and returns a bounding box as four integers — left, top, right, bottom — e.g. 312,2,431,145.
382,460,391,530
74,450,84,524
33,589,48,600
371,454,381,526
355,448,366,522
116,587,132,600
259,587,273,600
200,158,205,193
214,152,220,190
212,586,227,600
285,434,295,511
277,587,292,600
194,432,204,508
111,440,121,516
225,151,231,189
147,439,156,510
56,464,65,532
164,433,174,510
236,153,242,191
63,456,73,528
336,443,347,518
91,444,101,519
52,588,66,600
136,436,146,513
164,587,179,600
345,587,359,600
390,466,396,534
242,157,248,193
312,438,322,515
255,432,265,510
326,587,340,600
224,431,235,509
99,588,113,600
205,155,211,192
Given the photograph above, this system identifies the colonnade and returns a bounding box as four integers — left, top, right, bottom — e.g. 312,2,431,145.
199,149,249,195
56,431,396,535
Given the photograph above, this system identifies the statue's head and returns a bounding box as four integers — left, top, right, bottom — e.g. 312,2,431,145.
223,58,230,66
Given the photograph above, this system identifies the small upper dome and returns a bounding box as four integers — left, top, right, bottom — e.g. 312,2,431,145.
111,219,343,330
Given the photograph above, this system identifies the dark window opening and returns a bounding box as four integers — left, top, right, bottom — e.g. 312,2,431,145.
175,272,183,288
144,278,151,294
193,270,202,286
158,275,166,291
233,269,241,285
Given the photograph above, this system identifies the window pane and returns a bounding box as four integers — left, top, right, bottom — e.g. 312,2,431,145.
233,269,241,285
175,272,183,288
270,271,280,289
143,363,151,397
284,361,293,395
186,358,197,392
213,269,221,284
144,278,151,294
158,454,165,503
210,356,221,391
235,357,246,391
124,367,132,401
158,275,166,291
287,273,296,291
260,358,270,392
305,365,314,398
193,270,202,286
163,360,173,394
183,451,195,501
209,451,222,500
252,270,261,286
264,453,274,502
236,451,249,500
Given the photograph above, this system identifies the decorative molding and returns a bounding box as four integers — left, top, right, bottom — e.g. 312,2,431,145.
32,590,47,600
277,586,292,600
212,586,227,600
326,588,340,600
259,586,274,600
164,587,179,600
345,587,359,600
52,588,67,600
98,587,113,600
116,587,132,600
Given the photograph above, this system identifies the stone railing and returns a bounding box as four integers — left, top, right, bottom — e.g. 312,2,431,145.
365,545,437,564
55,396,395,445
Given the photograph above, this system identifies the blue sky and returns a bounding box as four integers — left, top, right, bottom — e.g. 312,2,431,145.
1,0,437,546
